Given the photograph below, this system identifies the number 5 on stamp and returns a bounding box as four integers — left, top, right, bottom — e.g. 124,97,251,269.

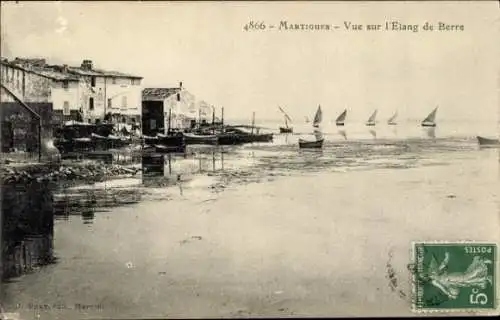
412,242,497,312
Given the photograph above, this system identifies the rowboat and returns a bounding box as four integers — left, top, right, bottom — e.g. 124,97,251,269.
422,107,438,127
298,138,324,149
299,106,324,149
153,144,186,153
477,136,500,146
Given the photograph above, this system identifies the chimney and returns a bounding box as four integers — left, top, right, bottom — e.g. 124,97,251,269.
179,81,183,89
62,64,68,73
81,59,93,70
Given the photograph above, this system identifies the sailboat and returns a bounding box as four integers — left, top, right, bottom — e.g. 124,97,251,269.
299,105,324,149
421,107,438,127
365,110,378,126
336,109,347,126
387,111,398,125
278,106,293,133
305,116,310,123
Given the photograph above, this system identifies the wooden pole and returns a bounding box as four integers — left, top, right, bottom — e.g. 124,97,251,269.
212,106,215,134
167,108,172,135
251,112,255,134
221,107,224,133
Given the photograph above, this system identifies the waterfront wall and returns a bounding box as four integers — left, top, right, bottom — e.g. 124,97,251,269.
1,180,55,280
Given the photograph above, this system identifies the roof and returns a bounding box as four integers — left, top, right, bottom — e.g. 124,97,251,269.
142,87,181,101
66,66,142,79
0,60,79,82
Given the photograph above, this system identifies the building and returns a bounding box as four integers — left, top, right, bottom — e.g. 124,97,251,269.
64,60,143,125
0,58,78,155
142,83,212,135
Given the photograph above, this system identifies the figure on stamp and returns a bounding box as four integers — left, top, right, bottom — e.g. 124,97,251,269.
425,252,493,300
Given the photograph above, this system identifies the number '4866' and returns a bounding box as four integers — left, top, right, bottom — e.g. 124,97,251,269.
244,21,266,31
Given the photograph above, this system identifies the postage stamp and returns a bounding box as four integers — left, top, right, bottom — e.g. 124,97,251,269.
412,242,497,312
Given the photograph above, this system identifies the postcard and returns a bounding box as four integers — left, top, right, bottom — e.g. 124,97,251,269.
1,1,498,318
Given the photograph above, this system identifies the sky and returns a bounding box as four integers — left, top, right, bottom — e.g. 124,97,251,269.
1,1,499,122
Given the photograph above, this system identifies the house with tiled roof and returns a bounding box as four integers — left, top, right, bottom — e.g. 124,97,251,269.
142,83,212,135
0,58,81,154
61,59,144,124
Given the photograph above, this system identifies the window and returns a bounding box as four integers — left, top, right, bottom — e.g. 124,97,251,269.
122,96,127,108
63,101,70,115
91,76,96,87
89,97,94,110
107,98,112,109
112,78,116,85
63,80,69,90
122,117,126,123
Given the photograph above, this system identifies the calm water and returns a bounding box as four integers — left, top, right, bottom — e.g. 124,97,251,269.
2,120,499,318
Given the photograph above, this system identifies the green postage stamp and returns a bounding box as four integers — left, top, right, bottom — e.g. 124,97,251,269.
412,242,497,312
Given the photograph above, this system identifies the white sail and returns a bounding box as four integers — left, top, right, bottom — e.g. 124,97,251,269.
336,109,347,125
422,107,438,126
366,110,377,125
313,105,323,127
388,111,398,125
278,106,292,122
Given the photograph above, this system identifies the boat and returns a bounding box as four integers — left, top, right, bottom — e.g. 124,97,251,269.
278,106,293,133
477,136,500,146
182,132,218,145
145,108,186,150
299,106,324,149
153,144,186,153
157,132,185,148
312,105,323,128
298,138,324,149
388,111,398,125
365,110,378,126
305,116,310,123
421,107,438,127
336,109,347,126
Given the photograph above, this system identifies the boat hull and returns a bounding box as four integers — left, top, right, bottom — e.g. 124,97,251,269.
241,133,273,143
388,122,397,126
298,138,324,149
477,136,500,146
183,133,218,145
279,127,293,133
366,123,376,127
336,123,345,126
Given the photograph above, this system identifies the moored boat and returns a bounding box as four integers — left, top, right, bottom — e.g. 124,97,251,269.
183,132,218,145
421,107,438,127
153,144,186,153
299,105,324,149
278,106,293,133
157,132,185,148
477,136,500,146
279,127,293,133
298,138,324,149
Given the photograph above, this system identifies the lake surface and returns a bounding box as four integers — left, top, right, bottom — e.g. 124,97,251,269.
2,121,499,318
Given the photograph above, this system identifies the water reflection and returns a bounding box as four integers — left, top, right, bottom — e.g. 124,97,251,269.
424,127,436,139
338,130,347,140
141,148,227,186
369,129,377,139
2,181,55,280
